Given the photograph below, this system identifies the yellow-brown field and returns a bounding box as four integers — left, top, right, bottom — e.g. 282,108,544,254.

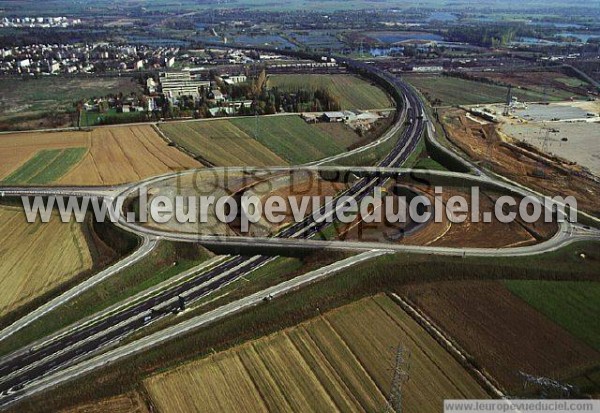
0,205,92,316
60,125,201,185
144,295,488,413
0,130,87,180
0,125,201,185
59,391,148,413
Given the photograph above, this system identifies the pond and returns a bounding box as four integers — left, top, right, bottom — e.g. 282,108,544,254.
230,34,298,49
427,12,457,22
367,31,444,44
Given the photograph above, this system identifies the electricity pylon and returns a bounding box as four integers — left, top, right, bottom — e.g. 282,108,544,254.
386,345,411,413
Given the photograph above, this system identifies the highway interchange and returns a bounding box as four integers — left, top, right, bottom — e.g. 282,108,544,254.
0,58,598,410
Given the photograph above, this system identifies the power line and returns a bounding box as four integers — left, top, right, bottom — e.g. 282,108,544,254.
386,345,411,413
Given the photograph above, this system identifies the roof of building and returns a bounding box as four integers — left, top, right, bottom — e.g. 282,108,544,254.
323,111,345,118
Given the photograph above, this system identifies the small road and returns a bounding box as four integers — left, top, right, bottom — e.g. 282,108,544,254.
0,61,597,410
0,63,425,408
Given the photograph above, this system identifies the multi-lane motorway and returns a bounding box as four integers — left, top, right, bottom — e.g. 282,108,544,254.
0,62,426,408
0,59,598,409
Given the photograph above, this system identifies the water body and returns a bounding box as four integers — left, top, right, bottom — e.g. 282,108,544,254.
369,46,404,57
557,32,600,42
427,12,457,22
513,37,562,46
534,21,584,29
368,31,444,44
126,36,189,46
231,35,298,49
292,31,345,49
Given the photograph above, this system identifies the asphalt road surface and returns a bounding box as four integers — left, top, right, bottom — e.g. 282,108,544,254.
0,62,426,407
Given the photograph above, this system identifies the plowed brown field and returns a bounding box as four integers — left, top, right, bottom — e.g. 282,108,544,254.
401,280,600,390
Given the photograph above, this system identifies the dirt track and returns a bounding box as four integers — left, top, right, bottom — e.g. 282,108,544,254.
441,108,599,216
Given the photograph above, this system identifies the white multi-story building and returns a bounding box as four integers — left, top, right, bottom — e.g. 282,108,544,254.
159,71,210,101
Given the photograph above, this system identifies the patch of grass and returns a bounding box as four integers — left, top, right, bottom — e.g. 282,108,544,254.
404,74,566,106
504,280,600,350
554,76,587,88
328,121,406,167
231,115,347,164
1,147,86,184
313,122,362,149
413,156,448,171
124,252,349,342
0,77,142,130
0,242,212,357
268,74,393,110
159,119,287,166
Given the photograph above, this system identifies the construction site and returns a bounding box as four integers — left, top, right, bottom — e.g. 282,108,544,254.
439,88,600,217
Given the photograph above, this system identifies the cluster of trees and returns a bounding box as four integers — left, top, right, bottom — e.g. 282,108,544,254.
160,69,343,118
446,24,533,47
0,28,110,48
268,87,342,112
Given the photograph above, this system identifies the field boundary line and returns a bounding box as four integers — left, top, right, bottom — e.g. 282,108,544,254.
2,250,390,409
387,292,505,398
151,124,215,168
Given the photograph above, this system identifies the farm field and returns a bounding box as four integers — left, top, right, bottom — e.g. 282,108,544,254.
312,122,363,149
504,281,600,351
144,295,487,413
61,125,201,185
0,130,88,181
0,205,92,317
404,74,572,106
0,77,141,130
402,280,600,390
466,70,590,100
60,391,148,413
0,125,201,185
231,116,347,164
160,115,350,165
2,148,86,184
158,119,286,166
268,74,393,110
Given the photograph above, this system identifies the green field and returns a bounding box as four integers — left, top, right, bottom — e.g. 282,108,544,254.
0,76,141,130
504,280,600,350
159,119,287,166
404,74,567,106
2,147,87,184
160,115,349,165
268,74,393,110
231,116,347,163
554,76,589,88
